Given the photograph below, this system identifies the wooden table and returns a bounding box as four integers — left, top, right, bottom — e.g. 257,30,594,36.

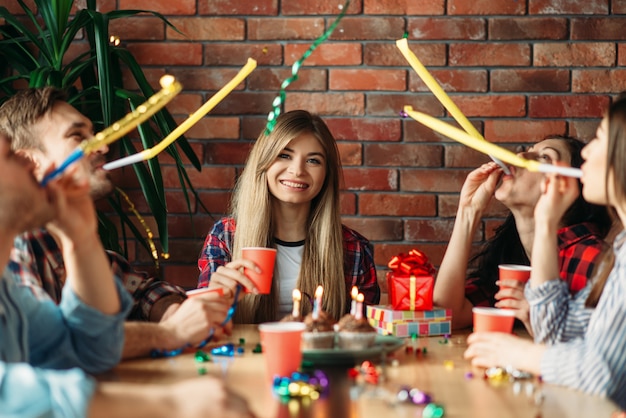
99,325,619,418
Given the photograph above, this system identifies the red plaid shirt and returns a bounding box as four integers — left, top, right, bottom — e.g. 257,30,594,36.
466,222,605,307
198,218,380,309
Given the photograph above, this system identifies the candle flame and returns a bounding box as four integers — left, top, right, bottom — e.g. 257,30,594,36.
357,293,364,303
351,286,358,299
315,285,323,298
292,289,301,301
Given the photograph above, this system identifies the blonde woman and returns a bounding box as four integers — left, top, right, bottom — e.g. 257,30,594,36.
198,110,379,323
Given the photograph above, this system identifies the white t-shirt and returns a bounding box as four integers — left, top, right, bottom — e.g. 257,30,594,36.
275,238,304,317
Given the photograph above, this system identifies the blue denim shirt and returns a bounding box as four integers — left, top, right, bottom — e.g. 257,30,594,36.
0,262,132,417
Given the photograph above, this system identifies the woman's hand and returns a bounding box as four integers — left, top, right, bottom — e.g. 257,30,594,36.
464,332,544,375
534,163,580,229
458,162,503,214
209,259,261,297
494,279,533,335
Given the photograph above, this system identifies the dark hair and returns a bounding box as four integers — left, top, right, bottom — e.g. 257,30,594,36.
467,135,611,303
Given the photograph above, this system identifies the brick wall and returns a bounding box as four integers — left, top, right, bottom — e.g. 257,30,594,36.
4,0,626,292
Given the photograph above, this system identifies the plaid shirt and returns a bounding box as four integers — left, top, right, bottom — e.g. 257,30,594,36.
10,228,186,321
198,218,380,309
466,222,605,307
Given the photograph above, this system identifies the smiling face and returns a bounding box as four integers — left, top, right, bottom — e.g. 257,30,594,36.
495,138,574,209
31,101,113,199
265,132,327,208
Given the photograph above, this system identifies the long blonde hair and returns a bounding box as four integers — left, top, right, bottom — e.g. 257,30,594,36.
232,110,346,323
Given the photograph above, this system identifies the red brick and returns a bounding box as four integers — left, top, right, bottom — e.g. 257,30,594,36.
484,120,568,143
401,169,469,192
170,67,252,91
568,120,603,142
241,117,269,140
62,42,90,66
285,43,362,66
529,95,610,118
534,43,616,67
197,191,233,217
181,116,240,140
330,69,406,91
285,93,365,116
248,18,325,40
488,17,567,40
166,18,244,41
1,0,36,13
359,193,436,216
161,265,199,289
439,194,507,218
365,0,445,14
162,166,236,190
405,219,476,242
403,119,483,142
337,143,363,165
453,95,526,117
408,18,485,40
211,92,276,115
365,43,446,66
126,43,202,66
529,0,608,14
331,17,406,41
448,0,525,14
366,94,442,117
199,0,278,15
445,146,492,168
121,68,165,91
109,17,164,41
449,43,530,66
248,68,327,91
168,94,204,116
154,241,204,264
374,243,447,268
614,0,626,14
325,118,402,141
342,217,404,241
167,215,218,239
283,0,363,15
205,141,252,165
364,144,442,166
119,0,196,15
204,44,283,66
409,70,488,93
572,17,626,40
166,191,198,213
491,69,570,92
343,168,398,190
620,44,626,66
573,69,626,93
340,193,357,214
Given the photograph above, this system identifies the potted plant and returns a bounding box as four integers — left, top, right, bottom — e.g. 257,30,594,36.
0,0,203,268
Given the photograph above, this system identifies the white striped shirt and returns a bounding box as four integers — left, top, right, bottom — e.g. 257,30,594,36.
532,231,626,409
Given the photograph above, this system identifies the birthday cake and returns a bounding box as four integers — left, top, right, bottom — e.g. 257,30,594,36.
302,311,336,349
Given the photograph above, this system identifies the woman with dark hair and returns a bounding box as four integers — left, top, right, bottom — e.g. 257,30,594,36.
434,136,611,333
465,95,626,410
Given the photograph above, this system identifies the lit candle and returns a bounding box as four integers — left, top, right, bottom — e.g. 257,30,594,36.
355,293,365,320
312,285,324,320
292,289,301,318
349,286,358,316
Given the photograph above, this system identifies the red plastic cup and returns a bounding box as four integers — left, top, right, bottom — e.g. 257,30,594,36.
259,321,306,380
498,264,531,307
472,307,516,333
242,247,276,294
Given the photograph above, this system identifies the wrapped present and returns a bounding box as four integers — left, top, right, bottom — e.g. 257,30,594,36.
366,305,452,337
387,249,436,311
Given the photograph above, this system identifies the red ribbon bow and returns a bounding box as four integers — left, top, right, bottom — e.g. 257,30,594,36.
387,249,435,277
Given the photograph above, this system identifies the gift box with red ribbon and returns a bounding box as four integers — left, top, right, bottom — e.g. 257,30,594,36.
387,249,436,311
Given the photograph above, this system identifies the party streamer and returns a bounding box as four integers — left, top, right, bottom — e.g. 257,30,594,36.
264,0,351,135
396,38,510,175
104,58,258,171
40,75,182,185
403,106,582,178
